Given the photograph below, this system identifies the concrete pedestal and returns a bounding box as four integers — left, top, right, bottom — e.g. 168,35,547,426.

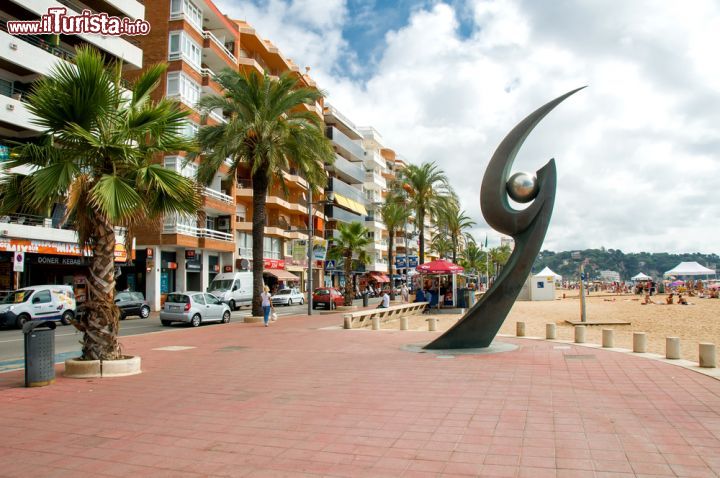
699,343,716,368
574,325,586,344
546,323,556,340
516,322,525,337
666,337,680,359
602,329,614,348
633,332,647,353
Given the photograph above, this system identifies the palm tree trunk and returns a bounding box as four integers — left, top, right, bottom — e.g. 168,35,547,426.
76,216,121,360
388,230,395,300
452,237,457,264
251,172,269,317
418,210,425,264
344,251,353,306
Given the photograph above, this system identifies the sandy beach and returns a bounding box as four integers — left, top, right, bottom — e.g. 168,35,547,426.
381,290,720,362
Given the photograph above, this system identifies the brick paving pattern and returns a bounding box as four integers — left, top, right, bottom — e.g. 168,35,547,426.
1,312,720,477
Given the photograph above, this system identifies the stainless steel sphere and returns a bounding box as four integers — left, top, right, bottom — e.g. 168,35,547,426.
506,172,538,203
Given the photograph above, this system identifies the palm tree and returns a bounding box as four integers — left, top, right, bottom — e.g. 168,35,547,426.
489,244,512,279
328,222,371,306
397,162,455,264
438,204,476,263
0,47,200,360
430,235,453,260
460,242,485,276
195,71,333,317
379,198,406,299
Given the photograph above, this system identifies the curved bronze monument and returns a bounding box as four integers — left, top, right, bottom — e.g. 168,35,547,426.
425,87,585,350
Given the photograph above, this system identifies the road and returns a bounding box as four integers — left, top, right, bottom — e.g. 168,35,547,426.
0,300,360,371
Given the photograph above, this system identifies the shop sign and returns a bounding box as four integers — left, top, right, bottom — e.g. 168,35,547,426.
395,256,407,268
312,238,328,261
223,265,233,273
186,260,202,271
146,248,154,259
236,258,249,270
291,240,307,261
164,261,178,270
212,264,220,273
0,238,127,262
408,256,419,268
185,250,197,259
263,258,285,270
29,254,90,266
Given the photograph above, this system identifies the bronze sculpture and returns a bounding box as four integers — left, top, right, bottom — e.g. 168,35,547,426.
425,87,585,349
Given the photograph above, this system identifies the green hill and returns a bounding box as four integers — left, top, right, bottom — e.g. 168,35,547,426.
532,249,719,281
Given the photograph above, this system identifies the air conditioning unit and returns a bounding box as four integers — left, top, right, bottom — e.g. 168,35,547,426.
218,218,230,229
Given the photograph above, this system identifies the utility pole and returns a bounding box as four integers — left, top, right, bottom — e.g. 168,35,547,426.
307,190,313,316
579,261,587,323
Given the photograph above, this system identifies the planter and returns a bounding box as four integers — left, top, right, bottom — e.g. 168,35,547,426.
244,316,264,323
337,306,358,311
64,355,141,378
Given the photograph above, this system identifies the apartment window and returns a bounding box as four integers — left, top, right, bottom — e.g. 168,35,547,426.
237,233,252,257
206,216,215,230
163,156,197,179
170,0,203,31
180,120,199,139
166,72,200,108
264,237,282,260
168,31,201,69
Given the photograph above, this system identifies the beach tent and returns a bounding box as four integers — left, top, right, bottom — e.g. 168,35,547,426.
663,262,715,277
631,272,652,281
536,266,562,282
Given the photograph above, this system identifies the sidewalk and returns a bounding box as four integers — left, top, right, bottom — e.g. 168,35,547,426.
1,311,720,477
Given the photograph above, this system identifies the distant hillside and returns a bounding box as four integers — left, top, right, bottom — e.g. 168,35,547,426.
532,249,719,281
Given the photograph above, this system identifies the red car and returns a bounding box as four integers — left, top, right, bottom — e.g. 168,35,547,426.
312,288,344,310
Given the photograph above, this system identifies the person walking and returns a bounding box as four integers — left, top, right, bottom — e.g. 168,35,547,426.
261,285,274,327
401,283,409,303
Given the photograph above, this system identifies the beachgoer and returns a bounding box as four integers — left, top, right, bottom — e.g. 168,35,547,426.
678,294,688,305
401,283,409,303
377,290,390,309
261,285,274,326
666,293,674,305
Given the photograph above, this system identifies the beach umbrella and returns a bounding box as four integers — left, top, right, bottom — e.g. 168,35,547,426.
670,280,685,287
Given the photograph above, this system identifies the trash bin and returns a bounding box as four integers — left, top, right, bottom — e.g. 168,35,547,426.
23,321,57,387
362,292,369,307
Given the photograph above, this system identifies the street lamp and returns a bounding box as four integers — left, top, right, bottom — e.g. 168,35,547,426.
307,190,334,315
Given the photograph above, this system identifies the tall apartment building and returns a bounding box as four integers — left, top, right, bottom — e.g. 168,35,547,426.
322,104,368,288
233,20,326,293
0,0,143,292
128,0,239,309
358,127,393,277
125,1,325,308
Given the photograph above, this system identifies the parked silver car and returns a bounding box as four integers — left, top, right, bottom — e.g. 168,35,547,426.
160,292,231,327
271,288,305,306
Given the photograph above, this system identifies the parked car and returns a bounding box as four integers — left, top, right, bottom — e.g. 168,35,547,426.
271,288,305,306
0,285,76,329
160,292,231,327
115,291,150,320
312,287,344,310
208,271,253,311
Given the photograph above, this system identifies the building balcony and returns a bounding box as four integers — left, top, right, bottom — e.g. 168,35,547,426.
16,1,142,68
365,217,387,231
365,171,387,188
327,177,365,205
0,27,74,77
326,154,364,185
200,67,223,95
202,187,234,214
0,90,41,134
365,151,387,170
366,261,388,273
326,126,365,162
162,222,233,251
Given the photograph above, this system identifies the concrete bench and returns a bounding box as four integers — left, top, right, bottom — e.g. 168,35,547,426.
343,302,429,329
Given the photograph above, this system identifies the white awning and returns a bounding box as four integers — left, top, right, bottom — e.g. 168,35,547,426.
663,262,715,277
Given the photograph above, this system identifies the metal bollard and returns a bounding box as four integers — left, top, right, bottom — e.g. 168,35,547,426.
427,317,437,331
633,332,647,353
343,316,352,329
372,316,380,330
546,323,556,340
574,325,586,344
699,343,716,368
516,322,526,337
602,329,614,348
400,317,408,331
666,337,680,359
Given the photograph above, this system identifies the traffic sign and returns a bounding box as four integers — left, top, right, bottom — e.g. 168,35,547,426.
13,252,24,272
324,260,336,270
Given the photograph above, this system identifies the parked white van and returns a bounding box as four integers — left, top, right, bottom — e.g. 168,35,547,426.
208,272,253,311
0,285,76,329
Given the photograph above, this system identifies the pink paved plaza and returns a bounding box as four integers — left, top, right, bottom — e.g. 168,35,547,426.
2,312,720,477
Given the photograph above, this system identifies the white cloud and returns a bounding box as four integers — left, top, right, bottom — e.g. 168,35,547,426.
216,0,720,253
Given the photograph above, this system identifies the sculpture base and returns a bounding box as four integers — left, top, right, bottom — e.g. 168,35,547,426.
565,319,631,326
403,341,518,356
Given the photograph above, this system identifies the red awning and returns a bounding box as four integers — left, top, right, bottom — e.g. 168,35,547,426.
416,259,464,274
368,271,390,283
263,269,300,281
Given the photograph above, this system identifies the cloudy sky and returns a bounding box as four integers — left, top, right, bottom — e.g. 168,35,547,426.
215,0,720,254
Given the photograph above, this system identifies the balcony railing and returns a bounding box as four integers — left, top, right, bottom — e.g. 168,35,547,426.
327,154,364,184
0,20,75,61
163,222,233,242
207,109,227,124
326,126,365,162
328,177,365,205
204,30,236,63
204,187,233,204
